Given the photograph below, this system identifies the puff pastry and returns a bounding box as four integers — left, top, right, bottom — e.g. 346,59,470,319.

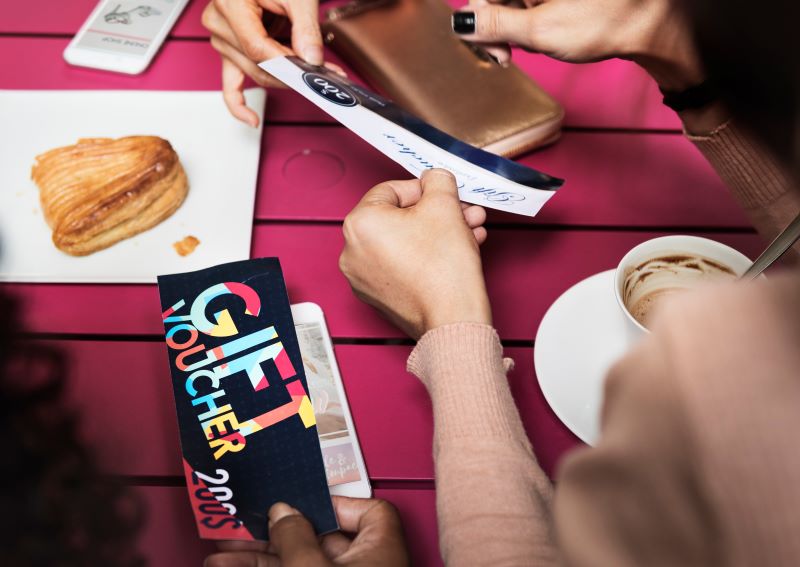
32,136,189,256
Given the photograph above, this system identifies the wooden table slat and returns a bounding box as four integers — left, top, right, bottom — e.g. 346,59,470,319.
6,227,765,339
137,486,217,567
0,36,679,130
258,126,749,228
47,340,579,480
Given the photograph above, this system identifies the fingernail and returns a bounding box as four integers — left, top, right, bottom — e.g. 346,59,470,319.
268,502,299,528
302,45,324,66
452,12,475,34
422,168,456,183
324,62,348,78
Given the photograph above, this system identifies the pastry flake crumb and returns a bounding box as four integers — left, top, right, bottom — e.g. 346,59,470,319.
173,235,200,257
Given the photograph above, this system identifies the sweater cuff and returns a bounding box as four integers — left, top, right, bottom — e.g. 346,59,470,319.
686,120,792,209
407,323,529,442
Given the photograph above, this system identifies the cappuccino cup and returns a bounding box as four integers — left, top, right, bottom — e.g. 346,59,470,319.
614,236,752,335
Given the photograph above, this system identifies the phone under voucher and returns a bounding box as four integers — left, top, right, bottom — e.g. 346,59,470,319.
292,303,371,498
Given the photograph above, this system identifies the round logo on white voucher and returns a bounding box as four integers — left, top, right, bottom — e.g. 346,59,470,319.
302,73,358,107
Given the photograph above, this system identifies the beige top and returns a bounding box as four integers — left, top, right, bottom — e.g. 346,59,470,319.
407,121,800,566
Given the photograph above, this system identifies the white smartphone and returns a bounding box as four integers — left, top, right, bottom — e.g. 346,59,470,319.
64,0,189,74
292,303,372,498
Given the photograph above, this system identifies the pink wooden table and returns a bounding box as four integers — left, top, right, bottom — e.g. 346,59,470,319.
1,2,761,565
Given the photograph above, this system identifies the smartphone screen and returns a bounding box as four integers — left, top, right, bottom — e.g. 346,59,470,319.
296,322,364,487
75,0,184,57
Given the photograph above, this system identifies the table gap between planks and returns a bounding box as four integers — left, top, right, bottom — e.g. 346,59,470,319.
1,2,761,565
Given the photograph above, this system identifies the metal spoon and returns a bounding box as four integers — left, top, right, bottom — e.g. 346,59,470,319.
741,212,800,280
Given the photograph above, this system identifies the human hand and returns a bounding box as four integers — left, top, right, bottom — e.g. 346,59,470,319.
202,0,323,127
453,0,704,90
339,169,491,340
204,497,410,567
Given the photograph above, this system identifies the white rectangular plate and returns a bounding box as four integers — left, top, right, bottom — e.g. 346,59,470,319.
0,88,266,283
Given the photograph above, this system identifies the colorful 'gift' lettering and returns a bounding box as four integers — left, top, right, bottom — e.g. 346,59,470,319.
162,282,315,461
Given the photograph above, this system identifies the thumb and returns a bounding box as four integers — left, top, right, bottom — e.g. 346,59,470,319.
268,503,329,567
418,169,463,212
286,0,324,65
452,5,542,50
357,179,424,209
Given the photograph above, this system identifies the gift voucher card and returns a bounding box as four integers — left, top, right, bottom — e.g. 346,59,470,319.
157,258,337,540
261,56,564,217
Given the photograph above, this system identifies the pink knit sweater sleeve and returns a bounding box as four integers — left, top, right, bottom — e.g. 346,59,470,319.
407,323,558,566
688,121,800,255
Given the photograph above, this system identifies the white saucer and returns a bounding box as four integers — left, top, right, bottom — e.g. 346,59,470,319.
534,270,637,445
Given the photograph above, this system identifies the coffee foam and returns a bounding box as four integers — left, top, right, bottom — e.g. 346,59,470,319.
623,254,736,328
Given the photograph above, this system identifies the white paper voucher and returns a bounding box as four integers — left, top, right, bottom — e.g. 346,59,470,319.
261,56,564,217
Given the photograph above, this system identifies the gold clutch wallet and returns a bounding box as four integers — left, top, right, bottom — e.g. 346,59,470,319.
322,0,564,157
